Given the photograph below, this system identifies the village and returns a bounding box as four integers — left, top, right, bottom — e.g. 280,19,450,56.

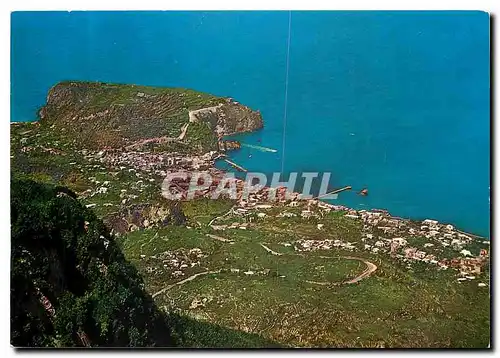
41,130,487,287
11,119,490,288
9,80,491,348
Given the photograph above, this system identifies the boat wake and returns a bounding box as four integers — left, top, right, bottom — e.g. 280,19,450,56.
241,143,277,153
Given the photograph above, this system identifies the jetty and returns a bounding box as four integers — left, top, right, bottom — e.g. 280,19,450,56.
223,158,248,172
316,186,352,199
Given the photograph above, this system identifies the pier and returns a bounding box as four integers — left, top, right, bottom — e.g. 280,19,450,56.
223,158,248,172
316,186,352,199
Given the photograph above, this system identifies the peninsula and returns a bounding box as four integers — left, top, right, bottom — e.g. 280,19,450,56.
10,81,490,348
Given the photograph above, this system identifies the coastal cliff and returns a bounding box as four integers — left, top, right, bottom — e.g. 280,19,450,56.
11,82,490,348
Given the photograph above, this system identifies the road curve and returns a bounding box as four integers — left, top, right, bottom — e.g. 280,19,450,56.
266,249,378,286
341,256,378,284
153,246,378,299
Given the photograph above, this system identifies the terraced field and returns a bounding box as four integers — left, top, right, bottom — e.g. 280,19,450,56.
10,82,490,348
114,197,490,348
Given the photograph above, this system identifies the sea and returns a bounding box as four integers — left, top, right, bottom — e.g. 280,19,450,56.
11,11,490,237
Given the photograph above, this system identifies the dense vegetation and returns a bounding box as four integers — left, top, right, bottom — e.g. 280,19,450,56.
10,82,489,348
10,178,279,348
10,178,174,347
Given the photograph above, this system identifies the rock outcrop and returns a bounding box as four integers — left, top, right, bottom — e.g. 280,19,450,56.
188,99,263,137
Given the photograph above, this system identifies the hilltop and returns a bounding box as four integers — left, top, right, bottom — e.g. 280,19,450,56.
37,81,262,153
10,81,490,348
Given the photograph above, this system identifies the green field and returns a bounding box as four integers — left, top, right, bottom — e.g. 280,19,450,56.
10,83,490,348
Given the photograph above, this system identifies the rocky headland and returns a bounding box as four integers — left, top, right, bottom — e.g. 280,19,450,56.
10,81,490,348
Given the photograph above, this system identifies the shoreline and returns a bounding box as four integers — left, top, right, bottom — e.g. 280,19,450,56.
217,143,489,241
9,117,489,241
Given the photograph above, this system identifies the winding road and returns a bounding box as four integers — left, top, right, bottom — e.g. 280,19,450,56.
152,243,378,298
341,256,378,284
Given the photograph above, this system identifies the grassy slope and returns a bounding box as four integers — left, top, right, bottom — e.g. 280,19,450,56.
10,82,490,348
10,83,279,347
121,198,490,348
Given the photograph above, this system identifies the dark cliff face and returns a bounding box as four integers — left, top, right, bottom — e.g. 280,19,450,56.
10,179,173,347
38,81,263,152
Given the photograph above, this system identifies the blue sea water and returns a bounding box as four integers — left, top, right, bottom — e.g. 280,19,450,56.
11,11,490,237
